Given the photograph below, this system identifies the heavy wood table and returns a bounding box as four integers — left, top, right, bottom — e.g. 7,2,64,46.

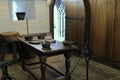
18,38,79,80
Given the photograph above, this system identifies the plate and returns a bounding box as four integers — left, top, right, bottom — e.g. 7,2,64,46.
28,40,41,44
45,39,56,43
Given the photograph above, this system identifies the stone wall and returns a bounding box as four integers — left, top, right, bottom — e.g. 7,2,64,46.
0,0,50,35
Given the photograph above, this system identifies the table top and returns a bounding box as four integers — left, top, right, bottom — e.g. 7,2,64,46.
18,37,79,56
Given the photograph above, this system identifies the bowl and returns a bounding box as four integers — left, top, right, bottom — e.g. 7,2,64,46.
41,40,51,49
63,41,73,47
37,35,45,39
42,43,51,49
24,36,33,41
37,33,46,39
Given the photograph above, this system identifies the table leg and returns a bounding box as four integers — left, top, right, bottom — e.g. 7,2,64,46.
39,56,47,80
17,42,26,71
64,53,71,80
0,43,8,61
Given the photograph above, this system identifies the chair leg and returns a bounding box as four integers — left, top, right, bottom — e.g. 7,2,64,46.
1,44,8,62
0,41,18,63
12,42,17,63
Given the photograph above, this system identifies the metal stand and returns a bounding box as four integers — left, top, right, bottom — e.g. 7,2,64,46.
83,41,91,80
0,62,16,80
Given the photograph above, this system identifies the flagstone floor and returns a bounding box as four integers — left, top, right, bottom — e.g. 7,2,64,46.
0,53,120,80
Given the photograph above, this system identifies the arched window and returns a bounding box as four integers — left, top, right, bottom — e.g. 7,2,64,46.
54,0,66,41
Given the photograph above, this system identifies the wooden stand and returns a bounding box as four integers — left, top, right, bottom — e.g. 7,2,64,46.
2,31,19,42
1,31,19,63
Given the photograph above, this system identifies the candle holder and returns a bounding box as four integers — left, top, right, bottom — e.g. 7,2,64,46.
16,12,36,60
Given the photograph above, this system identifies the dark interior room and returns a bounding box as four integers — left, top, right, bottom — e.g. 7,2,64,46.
0,0,120,80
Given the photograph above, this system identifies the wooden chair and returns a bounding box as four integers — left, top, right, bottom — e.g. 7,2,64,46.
0,34,8,61
0,31,19,63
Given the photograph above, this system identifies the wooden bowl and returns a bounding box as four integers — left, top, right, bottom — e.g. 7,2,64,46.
63,41,73,47
37,33,46,39
42,43,51,49
41,40,51,49
24,36,33,41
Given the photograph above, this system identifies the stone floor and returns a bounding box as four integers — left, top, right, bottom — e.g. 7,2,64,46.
0,53,120,80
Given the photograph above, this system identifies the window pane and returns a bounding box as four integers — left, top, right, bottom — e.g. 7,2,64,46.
10,0,35,20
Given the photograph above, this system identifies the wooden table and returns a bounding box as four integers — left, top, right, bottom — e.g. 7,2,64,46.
18,38,79,80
